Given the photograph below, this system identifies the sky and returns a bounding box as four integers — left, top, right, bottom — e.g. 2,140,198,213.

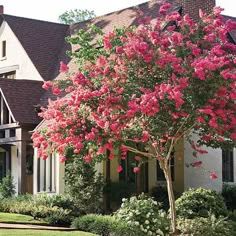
0,0,235,23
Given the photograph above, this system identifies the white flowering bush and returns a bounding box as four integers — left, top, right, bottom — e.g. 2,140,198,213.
114,193,170,236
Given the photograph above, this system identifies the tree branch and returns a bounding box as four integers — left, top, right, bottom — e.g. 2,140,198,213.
122,144,155,158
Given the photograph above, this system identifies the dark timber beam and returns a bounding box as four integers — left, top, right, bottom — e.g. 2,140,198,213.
17,141,26,194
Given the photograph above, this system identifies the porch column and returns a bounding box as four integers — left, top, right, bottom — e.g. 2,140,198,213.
55,154,65,194
17,141,26,194
33,147,38,194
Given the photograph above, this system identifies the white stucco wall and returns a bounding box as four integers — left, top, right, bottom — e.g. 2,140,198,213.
184,133,223,192
0,21,43,81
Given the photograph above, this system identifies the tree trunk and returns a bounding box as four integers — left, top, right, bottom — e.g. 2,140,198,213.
163,162,177,234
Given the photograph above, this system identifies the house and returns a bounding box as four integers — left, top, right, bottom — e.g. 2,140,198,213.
0,0,235,196
0,8,70,194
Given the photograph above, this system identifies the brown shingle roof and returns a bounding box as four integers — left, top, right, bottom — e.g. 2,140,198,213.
69,0,181,51
0,15,70,81
0,79,44,124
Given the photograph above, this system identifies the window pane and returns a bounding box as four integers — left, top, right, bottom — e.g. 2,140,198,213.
222,149,234,182
119,151,136,183
2,41,6,58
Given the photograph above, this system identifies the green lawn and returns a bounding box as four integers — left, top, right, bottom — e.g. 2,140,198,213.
0,229,96,236
0,212,47,225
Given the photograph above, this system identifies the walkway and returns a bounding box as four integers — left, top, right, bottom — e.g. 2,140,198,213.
0,222,76,231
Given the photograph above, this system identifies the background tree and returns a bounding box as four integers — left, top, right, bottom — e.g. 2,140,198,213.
33,2,236,234
58,9,96,24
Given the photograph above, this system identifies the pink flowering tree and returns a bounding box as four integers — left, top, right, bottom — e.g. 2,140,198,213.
32,2,236,233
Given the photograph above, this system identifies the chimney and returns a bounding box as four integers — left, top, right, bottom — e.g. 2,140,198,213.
0,6,4,14
178,0,216,22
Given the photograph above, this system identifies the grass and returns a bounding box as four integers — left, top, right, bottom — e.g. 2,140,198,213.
0,229,96,236
0,212,47,225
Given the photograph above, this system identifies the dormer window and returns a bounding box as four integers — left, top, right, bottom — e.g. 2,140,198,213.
2,40,6,58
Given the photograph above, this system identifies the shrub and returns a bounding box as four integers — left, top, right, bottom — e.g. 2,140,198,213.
72,214,139,236
45,208,73,226
150,185,180,211
114,193,170,236
9,201,34,215
103,181,136,208
65,153,104,214
175,187,227,219
227,209,236,221
0,172,15,198
177,215,234,236
0,193,78,226
222,184,236,210
32,193,78,213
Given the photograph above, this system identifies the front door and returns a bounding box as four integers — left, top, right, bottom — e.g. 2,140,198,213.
25,145,34,193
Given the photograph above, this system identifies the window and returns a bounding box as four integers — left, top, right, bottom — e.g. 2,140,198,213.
9,129,15,137
37,153,56,192
2,40,6,58
0,130,5,138
26,145,34,175
222,149,234,182
0,71,16,79
119,151,136,184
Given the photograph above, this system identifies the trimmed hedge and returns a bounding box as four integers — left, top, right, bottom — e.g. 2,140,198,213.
72,214,140,236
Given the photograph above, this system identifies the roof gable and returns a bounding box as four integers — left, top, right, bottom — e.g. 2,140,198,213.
0,79,44,124
0,15,70,81
69,0,182,51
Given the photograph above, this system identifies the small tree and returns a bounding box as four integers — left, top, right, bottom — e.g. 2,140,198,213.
33,2,236,233
65,153,104,214
58,9,96,24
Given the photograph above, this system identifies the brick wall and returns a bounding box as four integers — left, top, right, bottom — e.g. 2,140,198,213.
178,0,216,22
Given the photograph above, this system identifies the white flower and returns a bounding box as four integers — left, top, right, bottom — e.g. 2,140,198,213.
146,213,150,218
148,231,153,235
134,221,140,226
122,198,126,202
153,201,158,205
156,229,164,236
160,212,165,217
153,218,157,223
145,220,149,224
129,212,133,217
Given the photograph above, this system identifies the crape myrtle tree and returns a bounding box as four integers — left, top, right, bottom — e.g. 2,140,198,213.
32,2,236,233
